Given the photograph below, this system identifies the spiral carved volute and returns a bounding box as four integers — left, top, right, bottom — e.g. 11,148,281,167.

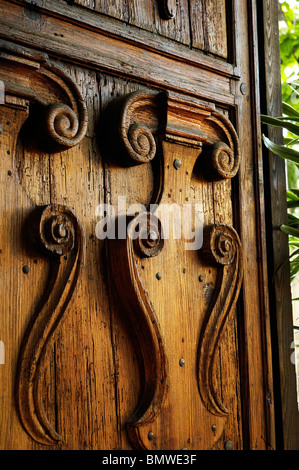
44,102,87,150
205,224,238,266
198,224,243,417
211,141,238,180
131,212,164,258
125,123,157,163
39,206,76,256
0,40,88,152
16,205,85,446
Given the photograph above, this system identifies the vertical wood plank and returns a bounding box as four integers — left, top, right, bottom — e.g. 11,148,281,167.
128,0,190,45
0,100,54,450
260,0,299,450
98,75,154,450
190,0,228,59
233,0,276,449
94,0,129,22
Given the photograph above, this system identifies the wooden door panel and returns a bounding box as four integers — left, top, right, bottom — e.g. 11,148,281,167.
104,89,243,449
189,0,229,58
0,0,283,451
72,0,229,58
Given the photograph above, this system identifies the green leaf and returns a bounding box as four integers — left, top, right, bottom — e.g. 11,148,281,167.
288,188,299,197
262,134,299,164
287,190,299,207
287,189,299,200
287,161,299,188
260,114,299,136
275,116,299,122
289,248,299,259
283,101,299,117
288,215,299,228
281,224,299,237
287,200,299,208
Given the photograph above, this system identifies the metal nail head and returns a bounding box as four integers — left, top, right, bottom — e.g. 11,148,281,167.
22,265,30,274
225,440,233,450
173,159,182,170
240,83,248,95
156,272,162,280
179,358,185,367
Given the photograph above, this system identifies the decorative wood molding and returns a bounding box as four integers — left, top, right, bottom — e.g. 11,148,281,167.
198,224,243,416
106,89,240,180
16,205,85,446
0,39,88,152
165,91,240,180
107,212,168,450
104,90,163,166
161,0,177,19
105,89,243,449
0,1,238,107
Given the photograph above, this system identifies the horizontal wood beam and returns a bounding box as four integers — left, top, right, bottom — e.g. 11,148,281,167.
0,0,238,107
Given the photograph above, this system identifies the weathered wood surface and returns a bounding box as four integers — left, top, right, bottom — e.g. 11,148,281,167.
0,0,291,450
260,0,299,450
73,0,229,58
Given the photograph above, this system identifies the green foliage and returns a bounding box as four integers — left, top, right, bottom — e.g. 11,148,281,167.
261,95,299,283
261,2,299,287
279,1,299,104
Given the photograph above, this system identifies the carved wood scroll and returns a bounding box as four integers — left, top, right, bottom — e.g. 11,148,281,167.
199,224,243,417
16,205,85,446
107,213,167,449
0,39,87,152
0,41,88,445
106,89,243,449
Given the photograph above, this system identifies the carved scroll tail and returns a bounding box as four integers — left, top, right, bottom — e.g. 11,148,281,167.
107,213,168,449
16,205,85,445
197,224,243,417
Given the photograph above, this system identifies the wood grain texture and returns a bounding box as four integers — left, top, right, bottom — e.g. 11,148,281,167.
198,224,243,417
189,0,228,58
232,0,276,449
104,89,243,449
0,0,287,451
16,204,85,445
73,0,229,58
0,1,236,105
260,0,299,449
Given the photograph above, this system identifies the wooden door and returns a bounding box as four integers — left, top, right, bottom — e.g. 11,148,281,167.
0,0,297,450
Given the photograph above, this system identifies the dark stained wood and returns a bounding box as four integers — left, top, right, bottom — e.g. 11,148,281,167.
259,0,299,450
230,0,276,449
